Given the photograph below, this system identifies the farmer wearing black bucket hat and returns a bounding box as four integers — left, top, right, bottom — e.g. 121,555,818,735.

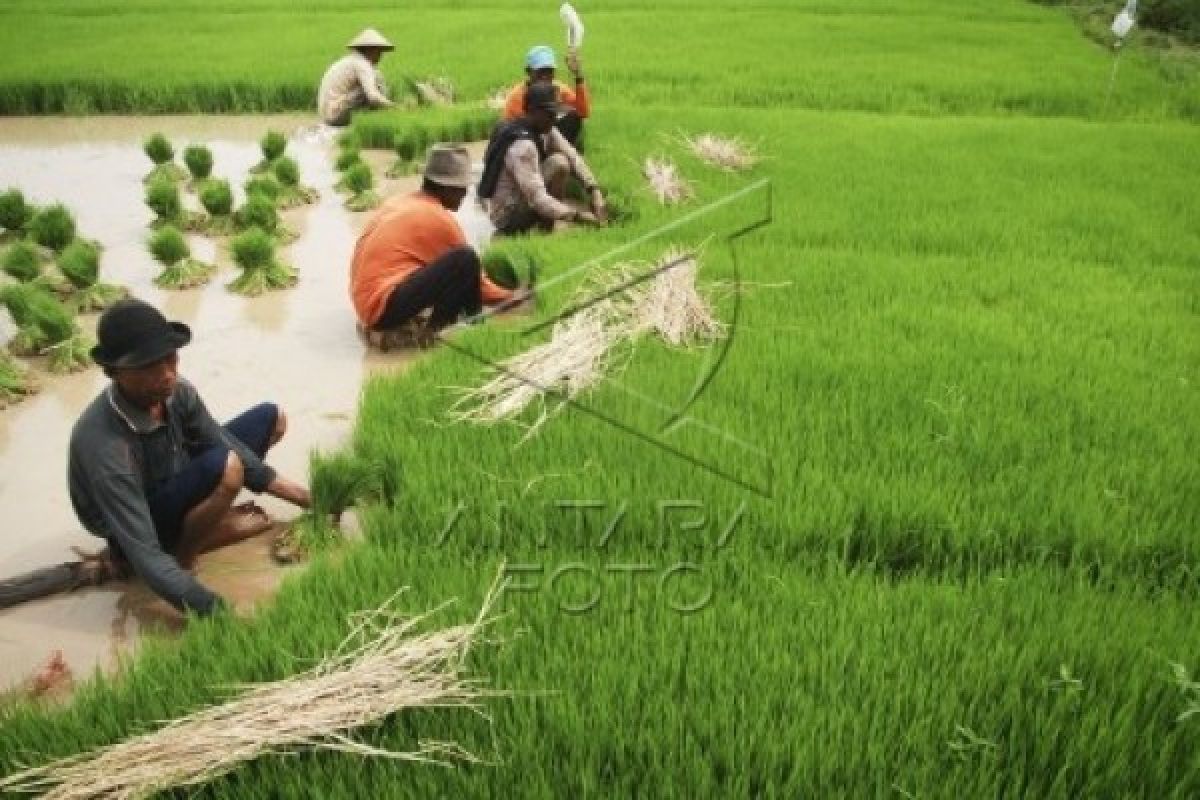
479,81,607,236
66,299,310,616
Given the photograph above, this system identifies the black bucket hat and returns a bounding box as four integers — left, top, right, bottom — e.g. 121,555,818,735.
524,82,567,114
91,299,191,369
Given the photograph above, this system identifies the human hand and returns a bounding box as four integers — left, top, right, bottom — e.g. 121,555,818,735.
567,48,583,80
268,478,311,510
589,189,608,223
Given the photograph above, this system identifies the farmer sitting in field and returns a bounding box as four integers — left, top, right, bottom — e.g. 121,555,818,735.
350,144,525,348
317,28,396,127
67,300,311,616
481,82,607,236
502,45,590,149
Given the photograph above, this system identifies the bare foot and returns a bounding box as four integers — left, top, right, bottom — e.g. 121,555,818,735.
29,650,73,697
177,508,275,569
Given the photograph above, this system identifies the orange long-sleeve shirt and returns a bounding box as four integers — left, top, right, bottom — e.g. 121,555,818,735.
350,191,509,326
502,80,591,121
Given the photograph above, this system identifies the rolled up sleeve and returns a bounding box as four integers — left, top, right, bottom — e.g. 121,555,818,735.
548,128,596,190
95,473,223,615
355,60,391,108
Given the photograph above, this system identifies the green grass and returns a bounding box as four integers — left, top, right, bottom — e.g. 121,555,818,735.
2,0,1199,796
0,1,1195,119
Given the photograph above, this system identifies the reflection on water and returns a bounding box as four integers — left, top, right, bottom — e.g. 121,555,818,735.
0,116,492,693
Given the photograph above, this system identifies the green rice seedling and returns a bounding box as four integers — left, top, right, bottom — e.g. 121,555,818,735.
271,157,318,209
0,282,89,370
58,240,126,312
148,225,214,290
341,163,378,212
182,144,213,184
385,157,423,179
143,133,187,183
309,449,383,528
406,76,455,107
243,175,281,207
27,204,76,252
233,194,294,242
2,241,42,283
0,351,38,409
0,188,33,235
198,179,236,236
334,148,363,173
144,180,196,230
481,249,519,290
227,227,296,296
251,130,288,173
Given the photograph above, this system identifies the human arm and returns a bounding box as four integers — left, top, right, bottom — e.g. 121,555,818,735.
353,59,393,108
545,128,605,223
563,51,590,118
506,139,575,220
93,473,224,615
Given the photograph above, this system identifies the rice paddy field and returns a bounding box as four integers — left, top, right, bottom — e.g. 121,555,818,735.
2,0,1199,796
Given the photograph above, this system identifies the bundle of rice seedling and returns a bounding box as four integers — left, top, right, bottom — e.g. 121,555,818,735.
408,76,455,107
626,249,724,346
0,188,33,234
682,132,759,172
335,147,363,173
182,144,214,184
0,575,512,800
148,225,215,289
2,241,42,282
234,194,296,243
145,181,202,231
244,175,282,207
386,157,424,179
0,350,38,409
288,449,385,554
272,156,319,209
642,157,693,205
28,204,77,252
0,283,90,371
58,240,127,312
450,303,621,435
251,130,288,173
198,179,236,236
227,227,297,296
143,133,188,184
342,163,379,212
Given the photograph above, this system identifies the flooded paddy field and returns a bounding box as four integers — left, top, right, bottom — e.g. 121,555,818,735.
0,115,491,692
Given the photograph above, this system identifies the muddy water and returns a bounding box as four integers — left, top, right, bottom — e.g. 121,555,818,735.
0,116,493,692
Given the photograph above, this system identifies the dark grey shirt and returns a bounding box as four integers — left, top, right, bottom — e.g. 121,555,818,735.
67,378,277,615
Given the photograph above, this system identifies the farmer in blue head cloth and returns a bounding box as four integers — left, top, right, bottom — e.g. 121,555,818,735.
501,44,590,149
66,299,311,616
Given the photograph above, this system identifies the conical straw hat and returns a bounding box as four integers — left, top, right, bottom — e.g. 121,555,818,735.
347,28,394,51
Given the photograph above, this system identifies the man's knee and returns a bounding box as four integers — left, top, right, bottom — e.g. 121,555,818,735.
447,246,481,278
271,407,287,446
219,451,244,494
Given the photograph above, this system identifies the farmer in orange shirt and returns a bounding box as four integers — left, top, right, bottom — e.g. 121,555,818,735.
350,145,522,347
502,45,590,150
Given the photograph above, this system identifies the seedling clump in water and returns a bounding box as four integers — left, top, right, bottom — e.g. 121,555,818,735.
252,130,288,173
2,241,42,283
244,175,282,207
271,157,318,209
148,225,215,289
227,227,297,296
143,133,188,184
0,188,33,235
341,163,378,212
0,351,38,409
234,194,295,243
0,283,92,372
182,144,214,185
28,205,76,252
198,179,236,236
57,240,127,312
146,181,202,231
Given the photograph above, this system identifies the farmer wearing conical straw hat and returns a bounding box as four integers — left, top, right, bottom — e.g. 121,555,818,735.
64,300,311,616
350,145,526,349
318,28,396,126
502,44,591,149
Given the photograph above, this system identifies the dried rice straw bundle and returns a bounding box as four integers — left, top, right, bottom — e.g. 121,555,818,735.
642,157,693,205
0,575,513,800
450,303,622,435
410,77,455,107
683,132,759,172
628,249,724,346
